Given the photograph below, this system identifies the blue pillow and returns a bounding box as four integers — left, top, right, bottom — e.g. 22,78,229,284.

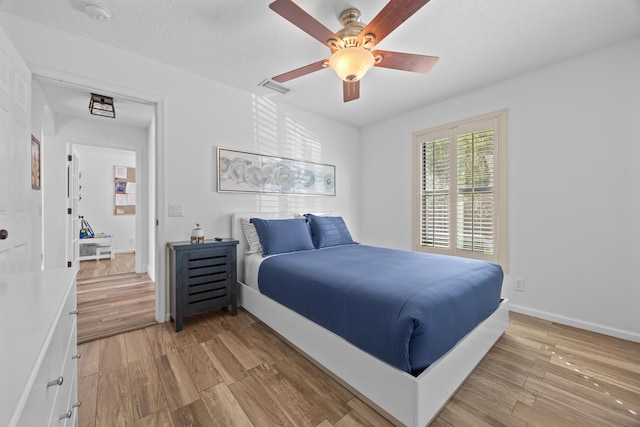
250,218,314,256
304,214,356,249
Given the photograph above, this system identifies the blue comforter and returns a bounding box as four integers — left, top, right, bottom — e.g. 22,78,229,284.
258,245,503,373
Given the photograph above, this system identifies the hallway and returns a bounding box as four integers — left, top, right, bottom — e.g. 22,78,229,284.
77,253,156,343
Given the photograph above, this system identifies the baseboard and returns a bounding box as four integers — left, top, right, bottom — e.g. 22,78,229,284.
508,304,640,343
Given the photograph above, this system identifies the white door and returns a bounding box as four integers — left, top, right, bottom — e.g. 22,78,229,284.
66,145,80,269
0,25,34,273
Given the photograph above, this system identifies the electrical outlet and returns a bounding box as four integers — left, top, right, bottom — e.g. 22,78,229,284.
513,277,525,292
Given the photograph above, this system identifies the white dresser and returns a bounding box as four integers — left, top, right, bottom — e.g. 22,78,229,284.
0,268,79,427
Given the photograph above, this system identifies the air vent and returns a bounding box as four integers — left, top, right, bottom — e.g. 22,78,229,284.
258,79,290,95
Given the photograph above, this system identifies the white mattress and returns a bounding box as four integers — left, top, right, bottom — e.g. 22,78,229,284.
243,252,266,291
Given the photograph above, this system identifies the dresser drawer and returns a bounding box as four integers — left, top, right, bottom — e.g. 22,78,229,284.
44,289,77,385
49,321,78,426
18,352,54,426
63,366,79,427
52,364,78,426
18,281,78,427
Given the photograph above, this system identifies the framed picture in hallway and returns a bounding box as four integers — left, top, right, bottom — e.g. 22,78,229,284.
31,135,41,190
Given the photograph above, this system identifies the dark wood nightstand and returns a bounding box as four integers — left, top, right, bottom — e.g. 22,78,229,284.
167,239,238,331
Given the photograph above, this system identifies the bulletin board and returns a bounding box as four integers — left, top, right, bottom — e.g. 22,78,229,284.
114,165,136,215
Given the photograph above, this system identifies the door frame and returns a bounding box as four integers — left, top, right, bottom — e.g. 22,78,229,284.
32,65,167,324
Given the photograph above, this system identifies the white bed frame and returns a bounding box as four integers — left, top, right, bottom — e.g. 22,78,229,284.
231,213,508,426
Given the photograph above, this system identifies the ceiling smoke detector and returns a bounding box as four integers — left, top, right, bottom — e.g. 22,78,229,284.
84,2,111,21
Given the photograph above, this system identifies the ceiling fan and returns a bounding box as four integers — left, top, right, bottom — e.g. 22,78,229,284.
269,0,439,102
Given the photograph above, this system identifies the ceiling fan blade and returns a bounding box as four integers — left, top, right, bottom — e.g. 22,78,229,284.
343,80,360,102
270,0,339,47
373,50,439,73
272,60,328,83
358,0,431,47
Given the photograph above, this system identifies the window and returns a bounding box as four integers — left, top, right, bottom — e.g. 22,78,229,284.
412,110,508,269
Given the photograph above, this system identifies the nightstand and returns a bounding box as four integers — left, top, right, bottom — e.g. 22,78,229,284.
167,239,238,332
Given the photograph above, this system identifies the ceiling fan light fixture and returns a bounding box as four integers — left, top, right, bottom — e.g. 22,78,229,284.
329,46,374,82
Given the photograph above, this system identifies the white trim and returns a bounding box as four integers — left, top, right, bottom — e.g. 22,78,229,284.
153,99,166,324
508,304,640,343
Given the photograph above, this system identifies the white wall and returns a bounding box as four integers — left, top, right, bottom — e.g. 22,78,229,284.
57,113,148,262
76,145,136,253
33,104,150,270
0,14,361,316
360,37,640,341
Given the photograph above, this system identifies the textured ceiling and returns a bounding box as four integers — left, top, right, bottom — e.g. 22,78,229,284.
1,0,639,128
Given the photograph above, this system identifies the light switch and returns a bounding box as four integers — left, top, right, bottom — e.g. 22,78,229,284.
168,204,184,217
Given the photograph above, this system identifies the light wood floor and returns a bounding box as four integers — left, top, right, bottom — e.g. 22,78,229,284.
77,309,640,426
77,253,156,343
78,252,137,280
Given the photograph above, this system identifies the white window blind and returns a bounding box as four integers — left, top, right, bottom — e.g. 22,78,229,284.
456,128,494,254
413,110,508,269
420,137,450,248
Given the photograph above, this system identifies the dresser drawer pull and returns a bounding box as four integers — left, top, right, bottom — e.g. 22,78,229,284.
72,353,82,360
47,376,64,387
59,410,73,420
69,309,79,316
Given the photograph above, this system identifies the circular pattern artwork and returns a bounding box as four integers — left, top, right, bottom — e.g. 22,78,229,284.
218,148,335,195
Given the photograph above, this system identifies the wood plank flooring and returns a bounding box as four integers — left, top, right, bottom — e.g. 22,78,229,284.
78,252,137,280
77,253,156,344
77,310,640,426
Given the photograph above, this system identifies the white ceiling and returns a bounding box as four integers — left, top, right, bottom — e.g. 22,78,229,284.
1,0,639,128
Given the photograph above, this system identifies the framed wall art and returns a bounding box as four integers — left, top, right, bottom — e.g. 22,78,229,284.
31,135,41,190
217,147,335,196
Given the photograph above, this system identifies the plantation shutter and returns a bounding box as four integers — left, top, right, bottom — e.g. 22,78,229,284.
456,128,495,255
413,110,506,268
420,137,450,248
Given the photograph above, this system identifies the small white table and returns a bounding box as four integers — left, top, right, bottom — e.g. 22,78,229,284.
79,236,113,261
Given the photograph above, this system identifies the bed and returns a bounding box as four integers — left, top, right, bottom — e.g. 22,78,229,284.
232,212,508,426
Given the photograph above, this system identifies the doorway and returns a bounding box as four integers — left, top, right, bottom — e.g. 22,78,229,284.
33,73,165,341
72,145,156,342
